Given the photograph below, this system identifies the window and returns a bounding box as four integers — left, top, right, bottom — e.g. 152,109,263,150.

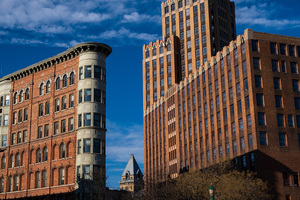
94,139,101,153
258,112,265,126
56,78,60,90
272,60,279,72
42,171,47,187
40,83,44,95
55,99,60,112
247,115,251,128
84,113,91,126
270,42,277,54
19,91,23,102
78,114,82,127
62,96,67,110
291,62,298,74
79,67,83,80
62,75,67,87
4,115,8,126
37,149,41,163
70,72,75,85
79,90,82,103
253,57,260,70
68,118,74,131
38,103,43,117
44,124,49,137
295,97,300,109
279,132,287,146
45,102,50,115
69,94,74,108
83,139,91,153
59,168,65,185
280,44,286,55
38,126,43,138
77,140,81,154
13,112,17,124
85,66,92,78
239,118,244,131
43,148,48,161
0,178,4,193
54,121,59,134
292,80,299,92
275,95,283,108
94,113,101,127
273,77,281,90
84,89,91,102
1,157,6,169
83,165,90,179
252,40,258,51
5,95,10,105
277,114,284,127
260,131,267,145
18,110,22,122
254,75,262,88
60,144,65,158
14,93,18,104
2,136,7,147
15,153,20,167
61,120,66,133
281,61,286,73
22,131,27,142
294,173,299,186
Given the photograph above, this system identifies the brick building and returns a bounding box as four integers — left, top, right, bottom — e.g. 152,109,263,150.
142,0,300,199
0,42,112,199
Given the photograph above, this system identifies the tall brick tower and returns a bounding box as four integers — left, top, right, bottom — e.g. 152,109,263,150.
143,0,300,200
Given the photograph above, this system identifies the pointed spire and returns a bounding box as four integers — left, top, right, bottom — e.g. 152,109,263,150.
121,154,143,178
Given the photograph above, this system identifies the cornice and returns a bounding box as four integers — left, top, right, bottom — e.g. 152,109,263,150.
0,42,112,82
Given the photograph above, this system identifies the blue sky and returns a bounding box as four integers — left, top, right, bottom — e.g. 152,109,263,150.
0,0,299,189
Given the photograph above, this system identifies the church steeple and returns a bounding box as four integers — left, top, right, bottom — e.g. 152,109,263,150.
119,154,144,194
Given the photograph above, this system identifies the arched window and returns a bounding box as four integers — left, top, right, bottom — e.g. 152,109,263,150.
36,149,41,163
1,157,6,169
14,93,18,104
10,155,14,168
160,44,164,54
153,46,157,56
40,83,44,95
146,49,150,58
25,88,29,100
60,144,65,158
43,148,48,161
16,153,20,167
46,81,51,93
56,78,60,90
70,72,75,85
19,91,24,102
62,75,68,87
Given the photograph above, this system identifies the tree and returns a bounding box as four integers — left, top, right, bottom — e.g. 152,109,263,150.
144,162,272,200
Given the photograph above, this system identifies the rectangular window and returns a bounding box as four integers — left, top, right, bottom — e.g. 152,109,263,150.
85,66,92,78
94,139,101,153
83,165,90,180
55,99,60,112
258,112,265,126
79,67,83,80
259,131,267,145
22,131,27,143
84,89,91,102
94,113,101,127
255,75,262,88
42,171,47,187
44,124,49,137
38,126,43,138
83,139,91,153
275,95,283,108
79,90,82,103
292,80,299,92
291,62,298,74
2,135,7,147
279,132,287,146
248,133,253,147
3,115,7,126
274,77,281,90
94,66,101,78
84,113,91,126
281,61,286,73
288,115,293,127
61,119,66,133
280,44,286,55
252,40,258,52
295,97,300,109
277,114,284,127
78,114,82,127
272,60,279,72
294,173,299,186
283,172,290,186
54,122,59,134
253,57,260,70
77,140,81,154
270,42,277,54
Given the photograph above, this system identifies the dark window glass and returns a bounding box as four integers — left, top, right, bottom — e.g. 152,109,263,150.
85,66,92,78
256,93,264,106
255,76,262,88
289,45,295,56
270,42,277,54
280,44,286,55
279,132,287,146
259,131,267,145
272,60,279,72
258,112,265,126
273,78,281,90
252,40,258,52
253,57,260,70
295,98,300,109
277,114,284,127
292,80,299,92
291,62,297,74
275,95,283,108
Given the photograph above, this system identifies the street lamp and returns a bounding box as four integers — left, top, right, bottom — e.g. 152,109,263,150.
209,184,214,200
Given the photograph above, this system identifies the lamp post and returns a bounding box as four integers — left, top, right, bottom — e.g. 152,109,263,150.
209,184,214,200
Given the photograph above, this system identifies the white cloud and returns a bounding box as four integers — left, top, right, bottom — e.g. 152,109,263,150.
122,12,161,24
98,27,159,42
236,3,300,28
106,120,144,164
